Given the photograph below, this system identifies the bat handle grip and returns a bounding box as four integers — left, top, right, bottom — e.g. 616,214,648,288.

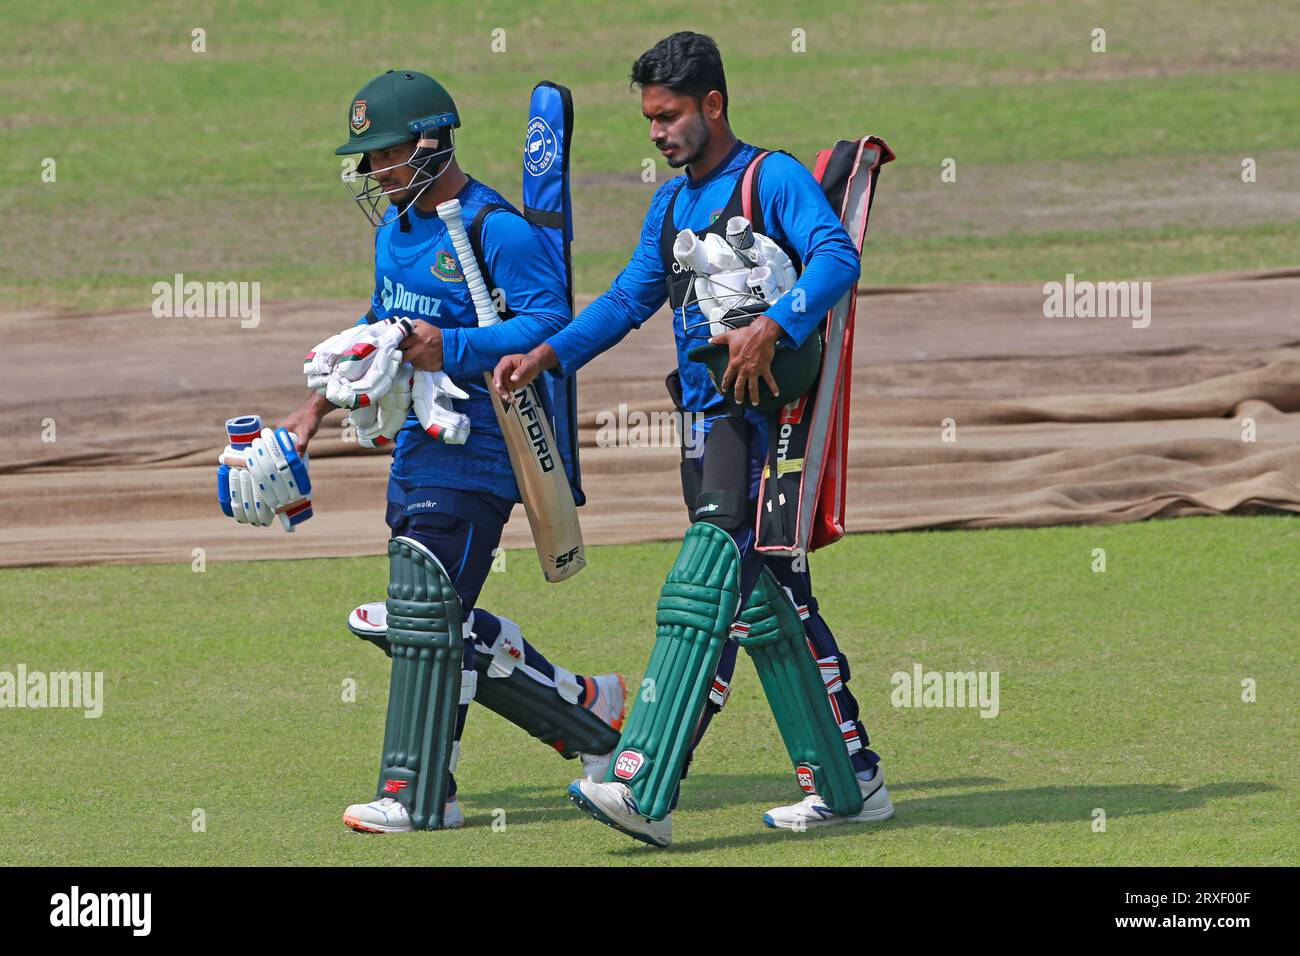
437,198,500,329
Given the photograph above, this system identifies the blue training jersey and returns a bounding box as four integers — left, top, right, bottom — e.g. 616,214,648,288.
363,177,571,502
545,140,861,414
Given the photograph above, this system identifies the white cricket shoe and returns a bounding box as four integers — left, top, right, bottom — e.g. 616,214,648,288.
568,779,672,848
762,766,895,831
342,796,465,833
583,672,627,730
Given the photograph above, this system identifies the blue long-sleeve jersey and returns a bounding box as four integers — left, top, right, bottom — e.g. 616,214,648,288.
546,140,860,414
363,177,570,502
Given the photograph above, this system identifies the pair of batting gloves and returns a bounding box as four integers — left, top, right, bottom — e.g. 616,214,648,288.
304,317,470,447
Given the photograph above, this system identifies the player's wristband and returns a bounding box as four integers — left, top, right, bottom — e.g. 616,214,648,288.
218,415,262,517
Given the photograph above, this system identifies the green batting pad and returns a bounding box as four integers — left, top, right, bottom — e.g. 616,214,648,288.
738,569,863,817
472,658,620,759
377,536,464,830
607,522,742,820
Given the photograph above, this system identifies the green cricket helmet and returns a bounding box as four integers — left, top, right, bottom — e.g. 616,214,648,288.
335,70,461,226
687,305,823,412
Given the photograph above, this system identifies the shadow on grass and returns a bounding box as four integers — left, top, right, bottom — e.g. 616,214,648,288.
604,779,1276,856
460,774,1006,828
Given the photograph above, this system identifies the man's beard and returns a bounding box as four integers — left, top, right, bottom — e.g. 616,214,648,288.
662,113,711,169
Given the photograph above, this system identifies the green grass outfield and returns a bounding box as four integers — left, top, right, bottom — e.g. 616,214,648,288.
3,0,1298,311
1,515,1295,866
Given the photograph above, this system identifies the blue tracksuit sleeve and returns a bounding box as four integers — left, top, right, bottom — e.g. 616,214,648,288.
439,211,572,376
758,152,861,347
546,181,677,376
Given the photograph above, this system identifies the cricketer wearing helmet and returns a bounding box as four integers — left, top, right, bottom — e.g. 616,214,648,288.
275,70,626,832
494,34,893,846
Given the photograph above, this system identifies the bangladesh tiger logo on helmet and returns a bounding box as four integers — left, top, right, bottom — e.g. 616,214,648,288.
350,100,371,134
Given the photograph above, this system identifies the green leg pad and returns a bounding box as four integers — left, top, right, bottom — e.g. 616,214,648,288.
377,536,464,830
471,654,620,759
606,522,741,820
737,569,864,817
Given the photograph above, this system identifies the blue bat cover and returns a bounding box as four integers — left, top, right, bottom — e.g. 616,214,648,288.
521,80,583,503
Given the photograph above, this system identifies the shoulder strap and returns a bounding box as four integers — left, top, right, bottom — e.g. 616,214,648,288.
468,202,513,263
740,150,771,229
467,202,516,319
657,179,691,267
740,149,802,273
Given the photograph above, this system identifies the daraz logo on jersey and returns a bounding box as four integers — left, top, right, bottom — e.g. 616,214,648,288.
431,251,463,282
381,276,443,318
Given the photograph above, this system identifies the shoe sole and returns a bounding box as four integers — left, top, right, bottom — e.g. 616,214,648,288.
342,813,464,833
342,814,412,834
567,782,669,848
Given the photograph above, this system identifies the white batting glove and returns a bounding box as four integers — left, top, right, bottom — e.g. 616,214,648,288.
304,324,377,382
224,455,276,526
726,216,797,291
305,317,412,406
323,346,404,409
349,362,414,448
218,429,313,531
413,370,471,445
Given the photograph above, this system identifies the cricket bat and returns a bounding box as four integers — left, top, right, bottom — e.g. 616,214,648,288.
437,198,586,583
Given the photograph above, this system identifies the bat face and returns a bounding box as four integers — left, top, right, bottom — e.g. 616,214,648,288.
506,385,558,474
489,380,585,583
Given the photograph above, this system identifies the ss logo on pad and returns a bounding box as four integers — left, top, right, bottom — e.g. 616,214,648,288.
613,750,644,780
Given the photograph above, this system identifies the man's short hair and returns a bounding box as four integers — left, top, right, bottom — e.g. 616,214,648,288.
630,31,728,119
